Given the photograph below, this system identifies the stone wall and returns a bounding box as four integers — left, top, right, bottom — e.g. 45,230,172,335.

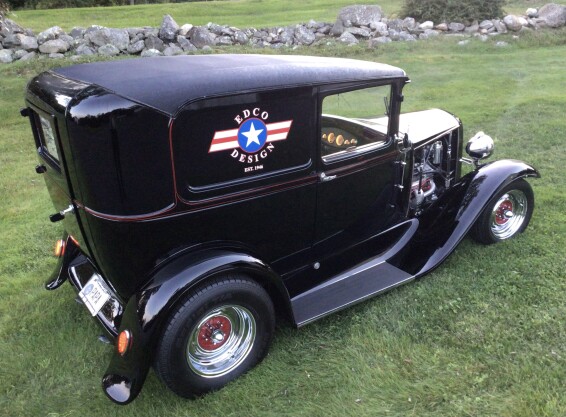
1,3,565,64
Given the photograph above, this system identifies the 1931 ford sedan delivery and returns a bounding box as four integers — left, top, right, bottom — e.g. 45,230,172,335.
23,54,539,404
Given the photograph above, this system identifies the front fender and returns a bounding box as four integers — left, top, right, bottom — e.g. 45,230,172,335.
392,159,539,276
101,249,287,404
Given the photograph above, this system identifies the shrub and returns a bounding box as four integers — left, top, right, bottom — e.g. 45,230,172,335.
401,0,506,23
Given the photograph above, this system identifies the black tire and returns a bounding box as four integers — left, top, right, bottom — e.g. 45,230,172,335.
154,275,275,398
470,178,534,245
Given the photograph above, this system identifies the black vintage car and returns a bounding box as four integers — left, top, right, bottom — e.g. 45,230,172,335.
23,54,538,404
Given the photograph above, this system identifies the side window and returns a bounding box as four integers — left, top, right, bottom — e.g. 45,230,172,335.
321,85,391,161
172,88,314,199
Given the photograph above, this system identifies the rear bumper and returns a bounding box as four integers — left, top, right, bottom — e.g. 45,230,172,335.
47,234,124,337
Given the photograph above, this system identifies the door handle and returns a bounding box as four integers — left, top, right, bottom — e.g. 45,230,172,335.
320,172,337,182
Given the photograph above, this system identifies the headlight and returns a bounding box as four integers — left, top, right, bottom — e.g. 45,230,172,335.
466,131,494,160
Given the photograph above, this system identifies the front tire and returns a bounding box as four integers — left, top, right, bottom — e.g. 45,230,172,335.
470,178,534,244
154,275,275,398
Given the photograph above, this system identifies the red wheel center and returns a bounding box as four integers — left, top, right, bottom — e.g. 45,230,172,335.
197,315,232,351
495,200,513,225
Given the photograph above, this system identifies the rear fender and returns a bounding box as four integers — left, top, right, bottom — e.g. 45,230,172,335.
102,249,287,404
392,159,539,276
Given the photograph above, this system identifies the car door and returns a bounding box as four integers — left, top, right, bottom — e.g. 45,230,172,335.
313,82,402,268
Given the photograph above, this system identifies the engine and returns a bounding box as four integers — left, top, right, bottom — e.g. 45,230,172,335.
409,133,457,215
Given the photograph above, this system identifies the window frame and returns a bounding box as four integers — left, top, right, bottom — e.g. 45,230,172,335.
29,104,62,172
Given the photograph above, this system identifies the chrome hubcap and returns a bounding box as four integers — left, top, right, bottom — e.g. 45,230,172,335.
187,305,256,378
490,190,528,240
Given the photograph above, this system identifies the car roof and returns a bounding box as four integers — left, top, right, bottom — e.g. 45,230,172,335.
53,54,406,116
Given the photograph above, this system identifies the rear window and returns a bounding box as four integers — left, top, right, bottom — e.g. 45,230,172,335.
38,114,59,162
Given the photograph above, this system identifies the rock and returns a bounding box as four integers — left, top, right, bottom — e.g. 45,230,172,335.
330,18,344,36
0,18,24,36
98,44,120,56
479,20,494,30
295,25,316,45
48,52,65,59
144,34,165,51
207,23,226,36
233,30,248,45
75,44,95,55
201,45,213,53
178,23,193,37
368,36,391,47
538,3,566,27
37,26,64,44
159,14,179,41
345,26,371,37
503,15,523,31
14,49,28,59
370,21,388,35
495,41,508,47
493,19,507,33
278,27,295,44
215,35,233,46
1,33,19,48
388,29,401,41
526,8,538,18
448,22,465,32
477,34,489,42
338,31,358,45
388,19,403,31
419,21,434,30
176,35,196,52
38,38,69,54
127,39,145,54
141,48,162,57
399,32,416,41
60,34,74,44
17,35,39,52
336,5,382,27
187,26,215,48
0,49,13,63
70,27,85,39
464,21,479,34
420,29,439,39
458,40,470,46
127,27,145,38
163,44,183,55
518,16,528,26
19,51,36,61
436,23,448,31
402,17,417,30
86,28,129,51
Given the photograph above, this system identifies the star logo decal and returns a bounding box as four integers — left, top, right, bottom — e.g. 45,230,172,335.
237,118,267,153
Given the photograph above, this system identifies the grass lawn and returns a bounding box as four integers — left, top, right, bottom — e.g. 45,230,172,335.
1,5,566,417
8,0,566,32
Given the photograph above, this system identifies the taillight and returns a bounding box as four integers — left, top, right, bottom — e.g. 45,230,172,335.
117,330,132,356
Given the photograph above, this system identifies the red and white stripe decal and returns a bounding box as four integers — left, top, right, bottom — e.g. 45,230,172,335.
209,120,293,153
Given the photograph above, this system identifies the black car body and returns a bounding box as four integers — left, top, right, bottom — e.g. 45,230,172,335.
23,54,539,404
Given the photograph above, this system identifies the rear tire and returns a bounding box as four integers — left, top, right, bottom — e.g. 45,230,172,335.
154,275,275,398
470,179,534,245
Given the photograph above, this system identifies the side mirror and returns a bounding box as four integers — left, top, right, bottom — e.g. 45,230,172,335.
466,131,494,160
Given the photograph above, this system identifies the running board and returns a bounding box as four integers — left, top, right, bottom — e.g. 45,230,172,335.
291,219,419,327
291,260,413,326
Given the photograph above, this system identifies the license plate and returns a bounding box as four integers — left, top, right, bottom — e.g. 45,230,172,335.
78,275,111,316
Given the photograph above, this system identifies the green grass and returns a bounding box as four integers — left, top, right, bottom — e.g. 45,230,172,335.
9,0,404,32
1,11,566,417
8,0,566,32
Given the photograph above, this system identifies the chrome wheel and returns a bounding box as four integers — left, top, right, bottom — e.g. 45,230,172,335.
489,190,528,240
186,305,256,378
